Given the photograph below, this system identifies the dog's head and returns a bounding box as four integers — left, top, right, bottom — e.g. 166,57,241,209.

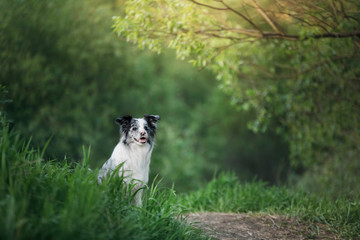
115,115,161,146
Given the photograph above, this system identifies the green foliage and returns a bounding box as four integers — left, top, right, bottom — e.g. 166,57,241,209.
0,123,209,240
113,0,360,197
178,172,360,239
1,0,128,160
0,0,290,192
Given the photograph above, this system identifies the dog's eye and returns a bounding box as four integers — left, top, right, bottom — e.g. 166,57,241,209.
132,127,138,131
144,126,149,131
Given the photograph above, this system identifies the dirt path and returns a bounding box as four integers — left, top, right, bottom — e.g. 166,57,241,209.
185,212,338,240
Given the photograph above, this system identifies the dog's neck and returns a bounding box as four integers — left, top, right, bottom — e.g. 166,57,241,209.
127,142,153,163
111,140,153,165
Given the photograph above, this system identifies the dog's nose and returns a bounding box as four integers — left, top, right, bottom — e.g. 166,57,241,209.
140,131,146,136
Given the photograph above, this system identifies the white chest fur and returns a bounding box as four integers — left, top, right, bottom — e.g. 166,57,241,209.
110,142,153,184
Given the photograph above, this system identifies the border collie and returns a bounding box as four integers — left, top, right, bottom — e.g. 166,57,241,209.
98,114,161,206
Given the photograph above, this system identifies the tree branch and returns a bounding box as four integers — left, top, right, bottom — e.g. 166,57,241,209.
188,0,227,11
263,31,360,40
195,28,261,38
195,28,360,41
249,0,283,34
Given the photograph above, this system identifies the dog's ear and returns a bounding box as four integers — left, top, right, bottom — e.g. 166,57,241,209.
144,115,160,127
144,115,160,123
115,115,132,126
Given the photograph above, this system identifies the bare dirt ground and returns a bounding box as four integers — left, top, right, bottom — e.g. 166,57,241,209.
185,212,339,240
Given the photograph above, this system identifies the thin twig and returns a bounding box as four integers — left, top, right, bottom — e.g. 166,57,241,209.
189,0,227,11
277,11,330,33
219,0,262,33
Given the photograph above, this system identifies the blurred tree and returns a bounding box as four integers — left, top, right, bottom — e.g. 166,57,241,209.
113,0,360,197
0,0,132,160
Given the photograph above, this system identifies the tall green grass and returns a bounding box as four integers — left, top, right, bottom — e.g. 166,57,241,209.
0,123,209,240
178,172,360,239
2,121,359,239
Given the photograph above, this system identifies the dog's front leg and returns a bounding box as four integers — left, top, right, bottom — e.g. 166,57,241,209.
132,187,143,207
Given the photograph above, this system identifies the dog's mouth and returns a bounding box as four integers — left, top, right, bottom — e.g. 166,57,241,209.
135,137,147,144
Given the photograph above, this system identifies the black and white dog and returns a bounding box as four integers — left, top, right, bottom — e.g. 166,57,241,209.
98,114,160,206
